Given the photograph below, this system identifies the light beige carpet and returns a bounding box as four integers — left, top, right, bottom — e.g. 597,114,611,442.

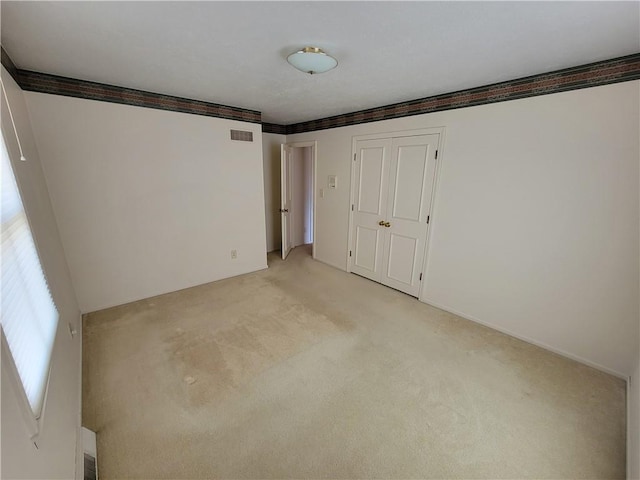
82,245,626,479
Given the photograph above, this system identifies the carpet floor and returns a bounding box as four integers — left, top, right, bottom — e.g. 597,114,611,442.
82,245,626,479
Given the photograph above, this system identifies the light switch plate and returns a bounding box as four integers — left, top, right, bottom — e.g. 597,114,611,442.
328,175,337,189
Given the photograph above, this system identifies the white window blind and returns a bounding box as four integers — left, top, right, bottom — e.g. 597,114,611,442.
1,132,59,417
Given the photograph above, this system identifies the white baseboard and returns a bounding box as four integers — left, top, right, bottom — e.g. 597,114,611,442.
420,297,627,379
313,257,347,272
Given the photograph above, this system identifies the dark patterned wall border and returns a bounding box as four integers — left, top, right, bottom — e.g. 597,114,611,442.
3,47,639,134
262,123,288,135
1,48,261,124
1,47,19,82
278,53,640,135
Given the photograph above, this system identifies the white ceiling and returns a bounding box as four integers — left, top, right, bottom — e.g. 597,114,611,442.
2,1,638,124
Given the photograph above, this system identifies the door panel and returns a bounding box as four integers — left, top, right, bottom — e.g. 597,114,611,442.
391,144,428,221
354,226,381,272
358,147,385,214
280,144,293,259
350,138,391,281
386,233,419,284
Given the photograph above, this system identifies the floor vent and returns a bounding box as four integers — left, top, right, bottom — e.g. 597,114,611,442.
84,453,97,480
230,129,253,142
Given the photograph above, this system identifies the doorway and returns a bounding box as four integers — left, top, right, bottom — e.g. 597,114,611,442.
281,142,316,260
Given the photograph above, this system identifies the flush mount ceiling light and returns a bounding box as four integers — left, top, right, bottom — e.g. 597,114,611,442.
287,47,338,75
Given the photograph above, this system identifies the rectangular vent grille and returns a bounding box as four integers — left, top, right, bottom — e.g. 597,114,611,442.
84,453,97,480
230,130,253,142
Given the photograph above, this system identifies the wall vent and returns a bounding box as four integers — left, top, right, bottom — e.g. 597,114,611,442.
230,130,253,142
82,427,98,480
84,453,97,480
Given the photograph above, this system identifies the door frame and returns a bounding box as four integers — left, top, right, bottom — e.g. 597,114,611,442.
282,141,318,260
346,127,446,302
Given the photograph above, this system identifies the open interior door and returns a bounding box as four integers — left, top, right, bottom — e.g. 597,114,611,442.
280,144,293,259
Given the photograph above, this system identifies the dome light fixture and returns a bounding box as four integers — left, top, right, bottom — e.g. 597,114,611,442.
287,46,338,75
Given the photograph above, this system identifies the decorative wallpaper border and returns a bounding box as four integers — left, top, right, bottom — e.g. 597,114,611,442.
1,48,261,124
3,47,639,134
1,47,19,81
274,53,640,135
262,123,288,135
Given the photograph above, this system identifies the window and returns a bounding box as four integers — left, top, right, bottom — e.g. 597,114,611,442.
1,131,58,419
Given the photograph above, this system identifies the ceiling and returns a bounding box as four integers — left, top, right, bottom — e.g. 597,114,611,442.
1,1,638,125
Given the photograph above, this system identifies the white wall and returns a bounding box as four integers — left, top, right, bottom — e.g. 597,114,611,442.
1,68,82,479
289,81,640,378
291,146,312,247
24,92,268,313
262,133,284,252
292,147,305,247
303,146,313,245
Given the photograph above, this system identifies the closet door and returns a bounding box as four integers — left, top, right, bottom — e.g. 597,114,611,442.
380,134,439,297
350,138,392,282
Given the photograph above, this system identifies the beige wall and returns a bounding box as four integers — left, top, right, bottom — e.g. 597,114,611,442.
289,81,640,379
262,133,284,252
631,87,640,477
1,68,82,478
24,92,268,313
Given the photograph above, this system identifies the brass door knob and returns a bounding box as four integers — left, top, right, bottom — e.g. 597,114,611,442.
384,222,391,228
378,220,385,226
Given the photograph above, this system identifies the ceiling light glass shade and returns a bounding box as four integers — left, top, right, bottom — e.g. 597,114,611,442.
287,47,338,75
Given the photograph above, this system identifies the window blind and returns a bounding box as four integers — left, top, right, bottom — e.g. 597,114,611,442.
1,132,58,417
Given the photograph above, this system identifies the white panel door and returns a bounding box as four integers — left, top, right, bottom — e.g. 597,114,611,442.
350,138,392,281
349,133,439,297
380,134,439,296
280,144,293,259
